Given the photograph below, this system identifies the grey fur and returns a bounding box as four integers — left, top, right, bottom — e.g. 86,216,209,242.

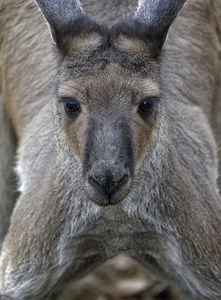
35,0,84,43
0,96,17,250
0,0,221,300
135,0,187,44
0,296,16,300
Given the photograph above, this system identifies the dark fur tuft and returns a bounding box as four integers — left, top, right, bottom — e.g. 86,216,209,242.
56,16,108,55
111,20,165,54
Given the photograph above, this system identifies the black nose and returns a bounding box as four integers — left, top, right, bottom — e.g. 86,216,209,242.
88,171,129,197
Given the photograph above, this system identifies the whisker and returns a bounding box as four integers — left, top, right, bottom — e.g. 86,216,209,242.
18,118,53,151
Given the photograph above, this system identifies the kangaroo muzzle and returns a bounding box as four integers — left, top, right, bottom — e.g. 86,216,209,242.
83,115,134,206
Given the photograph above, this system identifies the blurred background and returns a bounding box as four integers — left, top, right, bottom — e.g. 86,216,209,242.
58,255,185,300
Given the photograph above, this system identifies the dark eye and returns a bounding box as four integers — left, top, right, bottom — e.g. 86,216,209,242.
139,97,158,113
65,100,79,113
60,97,80,114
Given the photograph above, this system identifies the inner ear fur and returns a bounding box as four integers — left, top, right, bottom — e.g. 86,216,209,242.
35,0,106,53
112,0,187,56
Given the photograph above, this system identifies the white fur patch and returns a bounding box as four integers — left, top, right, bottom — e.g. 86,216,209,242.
15,164,25,193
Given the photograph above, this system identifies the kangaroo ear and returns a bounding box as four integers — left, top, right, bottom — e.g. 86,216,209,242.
134,0,187,50
35,0,88,47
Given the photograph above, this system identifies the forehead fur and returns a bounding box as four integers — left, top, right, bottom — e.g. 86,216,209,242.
58,62,161,103
67,32,104,55
57,19,162,76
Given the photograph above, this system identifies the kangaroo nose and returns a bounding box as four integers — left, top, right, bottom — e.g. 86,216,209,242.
88,170,129,197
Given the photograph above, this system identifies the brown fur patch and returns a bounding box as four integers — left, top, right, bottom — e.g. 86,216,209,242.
68,32,103,55
116,35,152,56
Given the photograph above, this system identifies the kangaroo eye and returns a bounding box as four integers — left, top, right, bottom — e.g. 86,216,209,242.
61,98,80,114
65,100,79,113
139,97,158,113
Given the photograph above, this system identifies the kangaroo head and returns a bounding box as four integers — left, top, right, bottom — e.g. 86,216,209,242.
35,0,186,206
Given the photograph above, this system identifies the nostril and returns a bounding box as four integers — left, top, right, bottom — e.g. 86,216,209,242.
88,175,101,186
88,175,106,195
88,171,129,197
107,172,129,195
118,173,129,187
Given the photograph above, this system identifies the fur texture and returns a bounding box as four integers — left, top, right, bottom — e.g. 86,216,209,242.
0,0,221,299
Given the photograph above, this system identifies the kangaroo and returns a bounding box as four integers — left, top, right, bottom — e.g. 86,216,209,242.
0,0,221,299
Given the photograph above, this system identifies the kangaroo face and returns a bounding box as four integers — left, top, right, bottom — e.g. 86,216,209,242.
55,59,161,206
35,0,184,205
